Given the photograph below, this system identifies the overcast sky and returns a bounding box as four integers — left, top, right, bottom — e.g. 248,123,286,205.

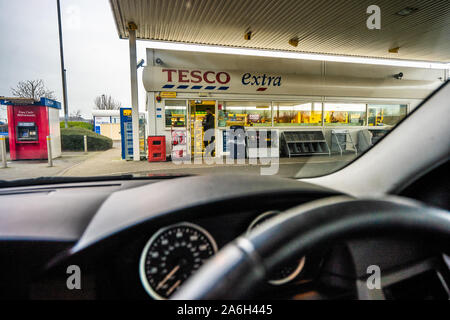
0,0,148,119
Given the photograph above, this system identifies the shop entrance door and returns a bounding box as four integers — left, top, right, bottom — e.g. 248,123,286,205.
189,100,216,157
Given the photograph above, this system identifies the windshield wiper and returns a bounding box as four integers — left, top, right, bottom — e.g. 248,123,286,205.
0,174,192,188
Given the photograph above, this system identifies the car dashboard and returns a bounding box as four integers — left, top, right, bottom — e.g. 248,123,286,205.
0,174,449,300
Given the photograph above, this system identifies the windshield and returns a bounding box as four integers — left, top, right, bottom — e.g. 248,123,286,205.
0,0,449,183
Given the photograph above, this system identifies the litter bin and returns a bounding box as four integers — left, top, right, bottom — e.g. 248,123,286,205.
228,125,246,160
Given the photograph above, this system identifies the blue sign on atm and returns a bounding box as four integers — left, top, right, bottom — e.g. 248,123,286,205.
120,108,133,160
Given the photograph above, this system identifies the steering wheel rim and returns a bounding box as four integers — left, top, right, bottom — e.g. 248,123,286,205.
172,196,450,300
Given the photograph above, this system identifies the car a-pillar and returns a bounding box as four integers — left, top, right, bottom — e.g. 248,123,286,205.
127,21,141,161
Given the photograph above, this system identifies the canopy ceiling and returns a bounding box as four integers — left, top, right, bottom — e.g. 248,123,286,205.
110,0,450,62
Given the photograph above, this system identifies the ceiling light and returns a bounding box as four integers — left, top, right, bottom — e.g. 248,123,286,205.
127,22,138,31
393,72,404,80
143,40,450,70
396,7,419,16
289,38,299,47
389,47,400,54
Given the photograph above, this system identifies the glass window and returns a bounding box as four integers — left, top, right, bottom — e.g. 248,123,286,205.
165,100,187,128
273,102,322,126
324,103,366,126
368,104,407,127
0,105,7,124
218,101,271,127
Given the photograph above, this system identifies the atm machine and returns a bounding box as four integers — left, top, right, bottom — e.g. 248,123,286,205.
1,97,62,160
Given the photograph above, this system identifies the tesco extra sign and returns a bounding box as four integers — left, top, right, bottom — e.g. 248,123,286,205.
162,69,231,85
151,68,282,92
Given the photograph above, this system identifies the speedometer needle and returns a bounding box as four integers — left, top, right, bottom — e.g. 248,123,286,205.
167,280,181,296
156,265,180,290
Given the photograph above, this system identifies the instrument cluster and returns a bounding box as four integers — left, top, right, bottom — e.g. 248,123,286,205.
139,211,308,299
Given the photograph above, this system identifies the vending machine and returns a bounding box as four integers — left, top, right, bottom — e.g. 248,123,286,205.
1,97,61,160
120,108,134,160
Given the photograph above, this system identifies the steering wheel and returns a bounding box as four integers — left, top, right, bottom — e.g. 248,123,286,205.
172,196,450,299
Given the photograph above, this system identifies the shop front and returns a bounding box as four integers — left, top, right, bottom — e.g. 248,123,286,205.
143,50,443,160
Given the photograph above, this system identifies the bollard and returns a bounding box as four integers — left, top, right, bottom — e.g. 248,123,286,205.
84,135,88,153
0,136,7,168
47,136,53,167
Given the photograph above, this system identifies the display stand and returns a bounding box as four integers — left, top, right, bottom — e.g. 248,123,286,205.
171,127,188,161
357,129,372,153
331,129,357,156
247,129,278,158
281,130,330,157
228,126,246,160
357,128,390,153
191,120,204,158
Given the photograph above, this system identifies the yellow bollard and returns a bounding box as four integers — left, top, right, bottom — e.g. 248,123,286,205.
0,136,7,168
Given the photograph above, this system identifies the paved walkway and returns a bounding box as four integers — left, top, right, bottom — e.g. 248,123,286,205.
61,147,356,178
0,146,356,181
0,151,100,181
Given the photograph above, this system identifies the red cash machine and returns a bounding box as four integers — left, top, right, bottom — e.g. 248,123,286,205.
1,97,62,160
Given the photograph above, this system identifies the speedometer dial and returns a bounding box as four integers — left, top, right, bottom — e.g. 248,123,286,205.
139,222,218,300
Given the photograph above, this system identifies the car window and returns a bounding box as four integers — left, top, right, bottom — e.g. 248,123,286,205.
0,0,449,182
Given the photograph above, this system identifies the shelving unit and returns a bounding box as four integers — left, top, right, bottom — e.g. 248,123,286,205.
281,130,330,157
331,129,357,156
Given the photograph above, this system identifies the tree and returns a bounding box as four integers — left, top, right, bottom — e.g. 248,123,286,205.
94,94,121,110
11,79,55,100
69,109,83,120
72,109,82,118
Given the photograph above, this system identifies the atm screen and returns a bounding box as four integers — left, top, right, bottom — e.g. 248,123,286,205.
17,122,38,141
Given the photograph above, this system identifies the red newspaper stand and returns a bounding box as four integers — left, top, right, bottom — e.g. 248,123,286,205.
147,136,166,162
1,97,62,160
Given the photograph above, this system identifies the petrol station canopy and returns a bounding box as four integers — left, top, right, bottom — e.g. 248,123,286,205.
109,0,450,161
110,0,450,62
